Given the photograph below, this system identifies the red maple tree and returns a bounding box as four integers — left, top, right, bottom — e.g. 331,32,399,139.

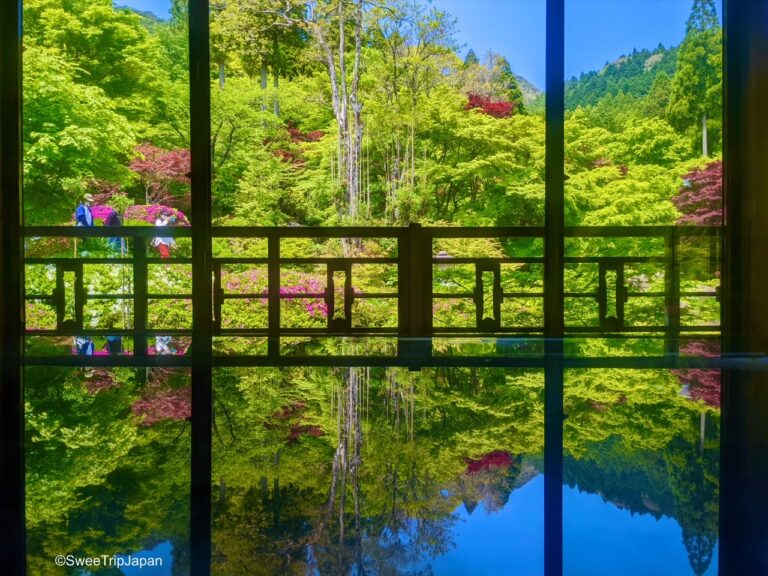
465,93,516,119
674,161,722,226
130,143,191,207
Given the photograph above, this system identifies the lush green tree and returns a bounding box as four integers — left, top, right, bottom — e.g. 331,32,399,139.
365,0,458,222
496,55,525,113
667,0,722,157
23,46,135,224
23,0,166,123
643,70,673,118
463,48,479,67
210,0,308,115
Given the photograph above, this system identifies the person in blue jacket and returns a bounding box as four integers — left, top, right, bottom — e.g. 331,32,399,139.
75,336,94,356
75,193,95,227
75,193,95,255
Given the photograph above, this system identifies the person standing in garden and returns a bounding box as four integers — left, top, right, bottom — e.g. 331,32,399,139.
151,209,176,258
75,193,95,227
74,336,94,356
104,207,124,253
104,335,123,355
74,193,95,255
155,335,175,355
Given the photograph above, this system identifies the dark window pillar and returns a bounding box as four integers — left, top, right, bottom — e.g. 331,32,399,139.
189,0,213,574
720,0,768,574
544,1,565,575
0,0,25,573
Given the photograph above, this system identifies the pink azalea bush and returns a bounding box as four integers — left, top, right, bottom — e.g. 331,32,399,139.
124,204,190,226
90,205,117,221
71,203,190,226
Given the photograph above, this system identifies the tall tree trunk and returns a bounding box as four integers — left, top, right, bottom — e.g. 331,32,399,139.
218,60,225,90
260,61,268,112
311,0,364,228
702,112,709,157
273,34,281,117
350,0,364,222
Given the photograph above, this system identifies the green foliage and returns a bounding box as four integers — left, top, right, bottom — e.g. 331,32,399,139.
496,55,525,113
667,0,722,156
566,44,679,110
23,0,167,120
643,71,673,118
23,46,135,224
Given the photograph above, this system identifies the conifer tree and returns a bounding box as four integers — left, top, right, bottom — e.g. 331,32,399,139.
496,55,525,113
463,48,479,67
667,0,722,157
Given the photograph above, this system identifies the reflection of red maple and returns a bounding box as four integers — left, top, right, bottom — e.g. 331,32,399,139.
83,369,117,394
287,424,324,445
673,341,721,408
271,401,306,420
132,386,191,426
266,401,324,445
287,124,325,143
465,450,514,474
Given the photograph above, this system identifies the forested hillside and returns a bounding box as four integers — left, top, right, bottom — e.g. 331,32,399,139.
565,44,679,110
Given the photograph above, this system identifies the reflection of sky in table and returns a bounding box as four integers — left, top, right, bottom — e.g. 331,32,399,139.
565,485,718,576
115,541,174,576
429,475,545,576
418,474,716,576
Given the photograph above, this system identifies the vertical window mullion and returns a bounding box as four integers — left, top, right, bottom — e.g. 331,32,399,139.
0,0,26,573
189,0,213,574
544,1,565,576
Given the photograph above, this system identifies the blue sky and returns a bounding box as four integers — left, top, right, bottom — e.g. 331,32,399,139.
119,0,719,89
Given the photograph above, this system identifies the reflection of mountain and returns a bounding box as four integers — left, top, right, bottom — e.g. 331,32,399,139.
565,434,719,576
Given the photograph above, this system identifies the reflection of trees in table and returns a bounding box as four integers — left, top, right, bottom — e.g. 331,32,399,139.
210,366,544,574
23,364,720,575
24,366,191,575
564,368,720,576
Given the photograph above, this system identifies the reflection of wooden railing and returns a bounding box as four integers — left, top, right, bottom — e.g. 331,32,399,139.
23,225,720,360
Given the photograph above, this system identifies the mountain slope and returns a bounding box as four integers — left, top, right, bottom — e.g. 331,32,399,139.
566,44,678,109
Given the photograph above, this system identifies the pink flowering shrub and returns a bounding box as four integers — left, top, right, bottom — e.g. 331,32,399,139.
71,203,190,226
124,204,190,226
90,205,117,221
